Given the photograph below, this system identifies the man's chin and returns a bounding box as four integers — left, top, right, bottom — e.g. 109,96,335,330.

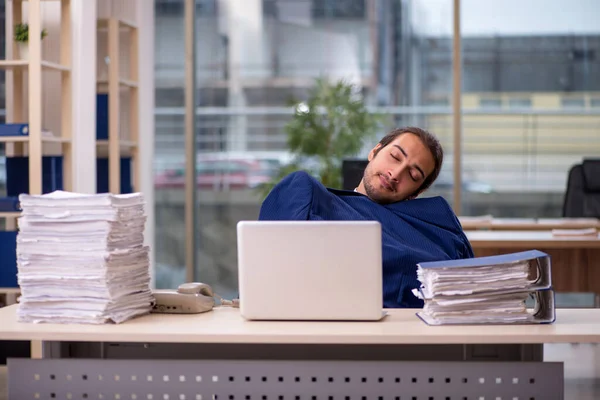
365,190,397,205
374,197,396,205
364,181,403,204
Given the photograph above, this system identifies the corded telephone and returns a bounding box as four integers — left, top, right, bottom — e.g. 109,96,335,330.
151,282,239,314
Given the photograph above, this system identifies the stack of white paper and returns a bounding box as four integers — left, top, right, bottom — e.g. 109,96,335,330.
15,190,154,324
413,251,554,325
417,260,533,299
551,227,598,237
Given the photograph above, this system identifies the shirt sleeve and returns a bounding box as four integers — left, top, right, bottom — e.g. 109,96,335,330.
258,171,315,221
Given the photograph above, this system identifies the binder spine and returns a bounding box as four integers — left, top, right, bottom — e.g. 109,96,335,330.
0,123,29,136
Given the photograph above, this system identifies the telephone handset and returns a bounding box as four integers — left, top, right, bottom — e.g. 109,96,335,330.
152,282,216,314
151,282,239,314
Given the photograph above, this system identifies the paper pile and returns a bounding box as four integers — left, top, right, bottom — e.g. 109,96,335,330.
551,227,598,237
16,190,154,324
413,250,555,325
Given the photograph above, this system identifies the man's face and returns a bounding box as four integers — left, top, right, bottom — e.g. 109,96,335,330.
359,133,436,204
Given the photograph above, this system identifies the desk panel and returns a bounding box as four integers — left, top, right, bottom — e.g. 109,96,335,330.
7,358,564,400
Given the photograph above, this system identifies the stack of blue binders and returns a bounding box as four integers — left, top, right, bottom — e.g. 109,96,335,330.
414,250,555,325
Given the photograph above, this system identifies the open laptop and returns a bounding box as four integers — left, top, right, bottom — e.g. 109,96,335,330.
236,220,385,321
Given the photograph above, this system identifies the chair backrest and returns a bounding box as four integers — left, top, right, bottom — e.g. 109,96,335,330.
341,159,369,191
563,158,600,217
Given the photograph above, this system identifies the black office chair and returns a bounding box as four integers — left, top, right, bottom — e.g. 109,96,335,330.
559,159,600,310
562,158,600,218
341,159,368,191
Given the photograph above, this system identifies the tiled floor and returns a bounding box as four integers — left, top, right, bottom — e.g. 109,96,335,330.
1,345,600,400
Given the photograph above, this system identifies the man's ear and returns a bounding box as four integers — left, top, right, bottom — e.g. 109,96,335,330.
368,144,381,161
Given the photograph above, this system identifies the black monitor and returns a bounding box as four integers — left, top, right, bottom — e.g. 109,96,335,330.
341,159,369,191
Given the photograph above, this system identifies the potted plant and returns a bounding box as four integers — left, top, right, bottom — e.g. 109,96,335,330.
14,23,48,60
258,77,383,198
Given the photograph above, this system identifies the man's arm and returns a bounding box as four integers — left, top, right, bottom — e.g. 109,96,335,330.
259,171,315,220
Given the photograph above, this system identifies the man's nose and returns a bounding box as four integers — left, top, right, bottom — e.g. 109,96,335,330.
388,164,407,181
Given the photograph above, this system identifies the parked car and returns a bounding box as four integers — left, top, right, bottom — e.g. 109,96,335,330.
154,157,274,190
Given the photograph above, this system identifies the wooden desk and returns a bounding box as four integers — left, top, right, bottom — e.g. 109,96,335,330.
466,230,600,294
1,305,599,345
1,306,586,399
459,217,600,231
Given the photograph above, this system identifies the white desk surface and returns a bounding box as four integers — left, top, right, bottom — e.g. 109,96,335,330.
1,305,599,345
459,217,600,230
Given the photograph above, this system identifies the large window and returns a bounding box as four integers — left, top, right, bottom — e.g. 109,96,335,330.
152,0,600,293
154,1,187,289
460,0,600,217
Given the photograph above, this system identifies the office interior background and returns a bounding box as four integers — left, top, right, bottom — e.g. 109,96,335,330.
0,0,599,298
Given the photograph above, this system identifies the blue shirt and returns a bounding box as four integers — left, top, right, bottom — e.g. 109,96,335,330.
258,171,474,308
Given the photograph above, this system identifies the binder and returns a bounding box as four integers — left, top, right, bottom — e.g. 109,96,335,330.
96,94,109,140
0,231,18,288
0,123,29,136
416,250,552,299
96,157,133,194
414,250,555,325
6,156,64,196
0,196,20,212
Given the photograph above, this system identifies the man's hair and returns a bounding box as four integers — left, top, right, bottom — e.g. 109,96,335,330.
373,126,444,196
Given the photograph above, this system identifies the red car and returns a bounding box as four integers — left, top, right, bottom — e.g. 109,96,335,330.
154,158,274,190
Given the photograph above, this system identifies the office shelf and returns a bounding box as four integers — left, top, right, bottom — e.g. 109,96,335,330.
0,60,28,69
97,17,137,30
0,0,73,299
0,213,21,219
96,78,139,89
0,60,70,72
1,0,73,199
0,136,71,143
0,288,21,294
96,139,138,148
96,17,139,194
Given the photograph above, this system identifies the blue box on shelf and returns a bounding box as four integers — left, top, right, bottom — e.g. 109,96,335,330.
97,157,133,194
97,93,109,140
0,197,20,212
0,123,29,136
6,156,64,196
0,231,18,288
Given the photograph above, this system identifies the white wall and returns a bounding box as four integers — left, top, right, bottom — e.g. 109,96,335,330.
137,0,156,288
72,0,98,194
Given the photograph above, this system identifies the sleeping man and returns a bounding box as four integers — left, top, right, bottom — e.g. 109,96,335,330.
258,127,473,308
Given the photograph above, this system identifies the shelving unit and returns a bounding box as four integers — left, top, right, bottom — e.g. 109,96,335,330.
0,0,72,195
0,287,20,307
0,0,72,296
96,17,139,194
